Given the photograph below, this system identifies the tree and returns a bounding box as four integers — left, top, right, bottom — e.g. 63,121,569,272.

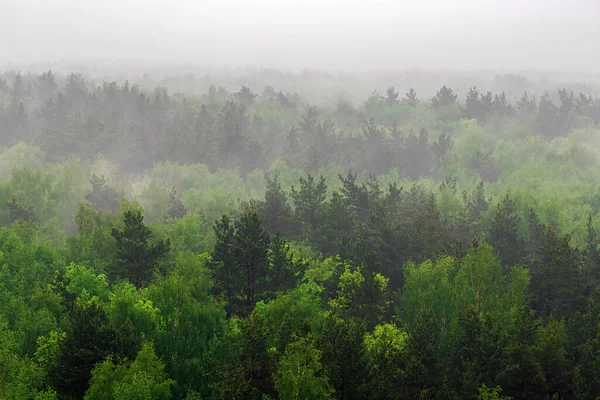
36,70,58,100
237,310,276,398
211,214,237,310
274,335,334,400
517,91,537,115
477,385,510,400
385,86,399,106
493,92,512,117
489,195,525,269
403,306,440,398
329,264,390,329
529,227,583,319
364,323,407,398
167,187,186,219
430,85,457,109
290,174,327,234
235,86,257,106
233,206,271,314
558,88,575,125
404,88,420,107
458,180,489,241
85,342,174,400
582,215,600,293
318,315,369,400
464,87,482,120
50,300,121,399
268,232,300,295
260,174,292,235
6,197,37,224
111,210,170,289
85,174,120,213
536,92,561,139
497,306,547,399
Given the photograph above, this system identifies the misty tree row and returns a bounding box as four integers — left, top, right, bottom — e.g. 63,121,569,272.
1,71,600,177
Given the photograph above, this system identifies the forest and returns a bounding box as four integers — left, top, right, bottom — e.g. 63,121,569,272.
3,68,600,399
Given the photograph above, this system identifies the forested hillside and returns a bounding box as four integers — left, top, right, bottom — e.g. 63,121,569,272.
3,69,600,399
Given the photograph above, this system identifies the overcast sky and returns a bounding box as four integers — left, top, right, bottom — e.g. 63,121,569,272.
1,0,599,72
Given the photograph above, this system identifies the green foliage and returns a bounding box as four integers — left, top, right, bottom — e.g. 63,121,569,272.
3,71,600,398
64,263,110,305
318,314,369,399
147,253,226,398
85,342,174,400
364,323,408,398
330,265,390,329
274,335,333,400
66,202,116,274
477,385,509,400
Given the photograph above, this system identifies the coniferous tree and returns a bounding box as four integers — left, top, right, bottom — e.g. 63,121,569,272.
430,85,457,109
233,205,271,314
318,315,369,400
260,174,292,235
85,174,120,213
536,93,561,139
235,86,257,106
50,301,123,400
583,215,600,292
385,86,399,106
464,87,482,120
403,306,440,398
498,306,547,399
111,210,170,289
211,214,237,312
404,88,420,107
489,195,525,269
493,92,512,117
290,174,327,234
530,227,583,319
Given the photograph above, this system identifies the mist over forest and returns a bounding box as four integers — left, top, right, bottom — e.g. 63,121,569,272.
3,1,600,399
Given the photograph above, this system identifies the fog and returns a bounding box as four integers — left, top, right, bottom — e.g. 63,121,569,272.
2,0,599,72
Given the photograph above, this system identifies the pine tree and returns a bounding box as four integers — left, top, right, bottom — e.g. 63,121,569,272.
489,195,525,269
233,206,271,314
318,315,369,400
464,87,482,120
430,85,457,109
582,215,600,292
50,301,123,399
530,227,583,318
260,174,292,235
235,86,257,106
536,93,561,139
403,306,440,398
111,210,170,289
404,88,420,107
498,306,547,399
290,174,327,234
268,232,299,295
385,86,399,106
211,214,237,309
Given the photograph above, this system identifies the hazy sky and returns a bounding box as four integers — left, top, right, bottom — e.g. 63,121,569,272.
2,0,599,71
